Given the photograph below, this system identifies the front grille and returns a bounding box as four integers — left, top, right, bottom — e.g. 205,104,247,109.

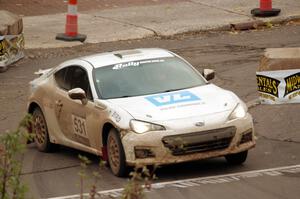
162,126,236,156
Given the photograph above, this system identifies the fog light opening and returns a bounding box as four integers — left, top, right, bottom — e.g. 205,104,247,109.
134,147,155,159
240,130,253,145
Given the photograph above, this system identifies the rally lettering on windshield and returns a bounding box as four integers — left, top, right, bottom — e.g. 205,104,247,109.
112,59,165,70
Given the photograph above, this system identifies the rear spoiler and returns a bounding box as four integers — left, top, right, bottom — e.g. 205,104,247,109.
34,68,52,77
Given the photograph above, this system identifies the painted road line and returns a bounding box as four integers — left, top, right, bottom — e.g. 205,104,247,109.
48,164,300,199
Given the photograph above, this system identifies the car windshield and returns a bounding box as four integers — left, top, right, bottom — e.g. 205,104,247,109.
93,57,206,99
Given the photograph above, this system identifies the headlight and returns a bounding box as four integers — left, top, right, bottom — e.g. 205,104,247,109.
130,120,165,134
228,103,247,120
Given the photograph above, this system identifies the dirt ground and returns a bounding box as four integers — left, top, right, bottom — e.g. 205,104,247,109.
0,0,184,16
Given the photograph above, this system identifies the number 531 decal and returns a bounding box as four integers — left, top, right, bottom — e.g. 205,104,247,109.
72,115,88,138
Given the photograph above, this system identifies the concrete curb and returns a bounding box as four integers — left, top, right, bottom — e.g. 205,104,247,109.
208,15,300,32
230,20,265,31
230,15,300,31
156,15,300,40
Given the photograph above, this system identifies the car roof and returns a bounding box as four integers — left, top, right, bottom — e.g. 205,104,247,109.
79,48,174,68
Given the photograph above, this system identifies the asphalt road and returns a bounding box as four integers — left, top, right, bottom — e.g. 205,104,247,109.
0,24,300,198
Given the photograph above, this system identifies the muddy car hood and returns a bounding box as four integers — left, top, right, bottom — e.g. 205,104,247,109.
107,84,239,122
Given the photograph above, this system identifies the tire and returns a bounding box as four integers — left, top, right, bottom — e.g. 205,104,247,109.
32,107,58,152
225,150,248,165
107,128,128,177
0,66,8,73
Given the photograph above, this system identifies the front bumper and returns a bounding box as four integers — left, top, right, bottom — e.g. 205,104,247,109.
121,113,255,166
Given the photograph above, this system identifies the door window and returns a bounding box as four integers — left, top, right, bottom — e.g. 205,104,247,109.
54,66,93,100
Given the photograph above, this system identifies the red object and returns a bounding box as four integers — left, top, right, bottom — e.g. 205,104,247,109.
69,0,77,5
56,0,86,42
66,15,78,36
101,146,108,161
65,0,78,36
251,0,280,17
260,0,272,11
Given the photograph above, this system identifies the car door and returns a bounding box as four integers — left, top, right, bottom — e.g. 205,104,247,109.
53,65,100,148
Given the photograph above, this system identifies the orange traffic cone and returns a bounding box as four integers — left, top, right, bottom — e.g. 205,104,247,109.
56,0,86,42
251,0,281,17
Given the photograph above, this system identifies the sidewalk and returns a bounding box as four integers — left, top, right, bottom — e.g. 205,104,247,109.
22,0,300,49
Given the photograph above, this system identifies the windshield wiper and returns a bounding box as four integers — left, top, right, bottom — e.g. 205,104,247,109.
162,88,184,93
118,95,133,98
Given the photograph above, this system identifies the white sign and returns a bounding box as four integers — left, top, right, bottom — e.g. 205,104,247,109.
256,69,300,104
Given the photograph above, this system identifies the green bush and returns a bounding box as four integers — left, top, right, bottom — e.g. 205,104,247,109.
0,115,33,199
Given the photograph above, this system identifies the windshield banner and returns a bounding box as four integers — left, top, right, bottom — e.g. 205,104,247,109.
0,34,25,70
256,69,300,104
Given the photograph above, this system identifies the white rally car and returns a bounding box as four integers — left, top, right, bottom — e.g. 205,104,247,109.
28,48,255,176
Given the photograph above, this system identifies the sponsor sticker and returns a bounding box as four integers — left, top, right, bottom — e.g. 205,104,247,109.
145,91,200,107
112,59,164,70
111,111,121,122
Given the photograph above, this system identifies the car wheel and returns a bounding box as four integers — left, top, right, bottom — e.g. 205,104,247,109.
32,107,57,152
107,128,127,177
225,150,248,165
